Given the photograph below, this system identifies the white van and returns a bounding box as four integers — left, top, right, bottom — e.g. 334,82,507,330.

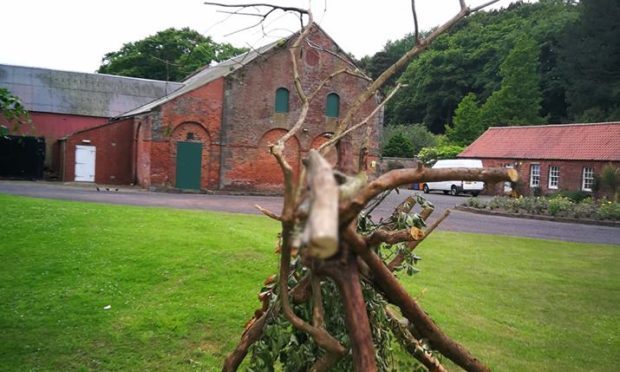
422,159,484,196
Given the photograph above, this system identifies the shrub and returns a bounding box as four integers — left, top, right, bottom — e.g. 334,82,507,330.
572,197,597,219
467,197,485,209
547,196,573,217
517,196,547,215
597,200,620,220
551,190,591,203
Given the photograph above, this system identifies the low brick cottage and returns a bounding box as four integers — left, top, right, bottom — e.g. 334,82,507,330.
62,25,382,193
458,122,620,195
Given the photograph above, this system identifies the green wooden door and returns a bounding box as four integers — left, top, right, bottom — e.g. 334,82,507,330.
176,141,202,190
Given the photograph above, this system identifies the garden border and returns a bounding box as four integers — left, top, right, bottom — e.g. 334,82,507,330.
455,206,620,228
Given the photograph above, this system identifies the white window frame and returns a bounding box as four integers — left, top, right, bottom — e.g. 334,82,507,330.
582,167,594,191
548,165,559,189
530,164,540,187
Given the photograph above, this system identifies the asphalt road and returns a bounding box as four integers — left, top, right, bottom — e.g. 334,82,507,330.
0,180,618,245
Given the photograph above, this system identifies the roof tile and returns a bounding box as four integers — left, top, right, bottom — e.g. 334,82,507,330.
459,122,620,161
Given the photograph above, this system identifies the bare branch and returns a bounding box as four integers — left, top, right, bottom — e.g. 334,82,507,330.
205,2,309,15
305,38,368,74
342,167,518,223
254,204,282,221
471,0,501,12
385,306,447,372
366,226,424,246
332,0,500,143
319,83,404,152
411,0,420,44
343,226,490,372
303,150,339,259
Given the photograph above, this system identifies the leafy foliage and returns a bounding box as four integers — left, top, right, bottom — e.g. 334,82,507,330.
558,0,620,122
417,145,465,165
478,35,546,128
383,132,414,158
0,88,30,132
248,193,438,371
382,124,437,157
98,28,246,81
467,194,620,220
446,93,483,146
375,1,579,133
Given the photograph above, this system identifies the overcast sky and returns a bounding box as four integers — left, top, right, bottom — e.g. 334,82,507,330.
1,0,520,74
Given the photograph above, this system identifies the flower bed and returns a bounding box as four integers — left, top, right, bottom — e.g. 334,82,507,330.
464,195,620,221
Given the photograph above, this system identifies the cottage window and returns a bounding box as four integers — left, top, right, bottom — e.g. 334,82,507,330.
582,167,594,191
325,93,340,117
548,166,560,189
530,164,540,187
275,88,289,113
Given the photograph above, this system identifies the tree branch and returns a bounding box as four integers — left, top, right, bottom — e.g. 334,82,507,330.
343,225,490,372
342,167,518,224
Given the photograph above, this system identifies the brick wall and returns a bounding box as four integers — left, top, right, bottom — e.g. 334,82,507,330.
220,25,382,192
63,118,134,184
136,79,224,190
480,158,619,195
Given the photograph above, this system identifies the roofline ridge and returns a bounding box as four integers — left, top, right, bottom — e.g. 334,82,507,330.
0,63,184,85
488,121,620,129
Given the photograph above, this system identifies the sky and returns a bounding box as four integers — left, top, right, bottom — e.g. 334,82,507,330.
1,0,520,74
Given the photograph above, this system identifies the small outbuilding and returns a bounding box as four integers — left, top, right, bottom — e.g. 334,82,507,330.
458,122,620,195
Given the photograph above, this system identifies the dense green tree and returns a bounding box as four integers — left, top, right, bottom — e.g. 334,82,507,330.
383,0,578,132
559,0,620,122
446,93,483,146
0,88,30,133
98,28,246,81
382,132,415,157
381,123,437,156
478,36,546,127
417,144,465,165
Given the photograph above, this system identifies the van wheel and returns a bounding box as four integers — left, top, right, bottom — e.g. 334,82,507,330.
472,192,480,197
450,186,458,196
423,184,429,193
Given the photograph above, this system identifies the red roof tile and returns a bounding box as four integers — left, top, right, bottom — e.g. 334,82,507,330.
458,122,620,161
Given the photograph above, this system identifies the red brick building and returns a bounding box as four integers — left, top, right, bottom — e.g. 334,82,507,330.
0,64,182,178
458,122,620,195
60,25,381,193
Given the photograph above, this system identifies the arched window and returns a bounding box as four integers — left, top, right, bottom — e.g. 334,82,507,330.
275,87,289,113
326,93,340,117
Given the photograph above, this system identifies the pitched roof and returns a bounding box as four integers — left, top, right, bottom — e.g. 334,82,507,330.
458,122,620,161
117,40,283,118
117,23,363,119
0,64,183,118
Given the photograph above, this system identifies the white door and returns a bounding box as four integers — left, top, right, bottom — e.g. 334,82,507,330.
75,145,96,182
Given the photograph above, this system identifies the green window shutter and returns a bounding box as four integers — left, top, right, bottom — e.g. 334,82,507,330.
275,88,289,113
326,93,340,117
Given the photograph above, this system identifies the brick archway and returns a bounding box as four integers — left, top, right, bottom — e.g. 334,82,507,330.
170,122,211,189
310,132,337,166
255,129,300,191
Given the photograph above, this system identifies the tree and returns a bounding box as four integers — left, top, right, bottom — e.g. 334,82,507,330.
385,1,578,132
382,132,414,157
478,35,546,127
559,0,620,122
98,28,246,81
0,88,30,134
446,93,483,145
207,2,516,371
382,124,437,157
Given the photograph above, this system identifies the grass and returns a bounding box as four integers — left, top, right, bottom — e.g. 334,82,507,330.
0,194,618,371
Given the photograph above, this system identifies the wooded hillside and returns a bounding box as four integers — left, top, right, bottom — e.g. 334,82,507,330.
359,0,619,136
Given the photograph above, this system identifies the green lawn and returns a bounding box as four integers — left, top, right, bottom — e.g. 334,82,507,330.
0,194,618,371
